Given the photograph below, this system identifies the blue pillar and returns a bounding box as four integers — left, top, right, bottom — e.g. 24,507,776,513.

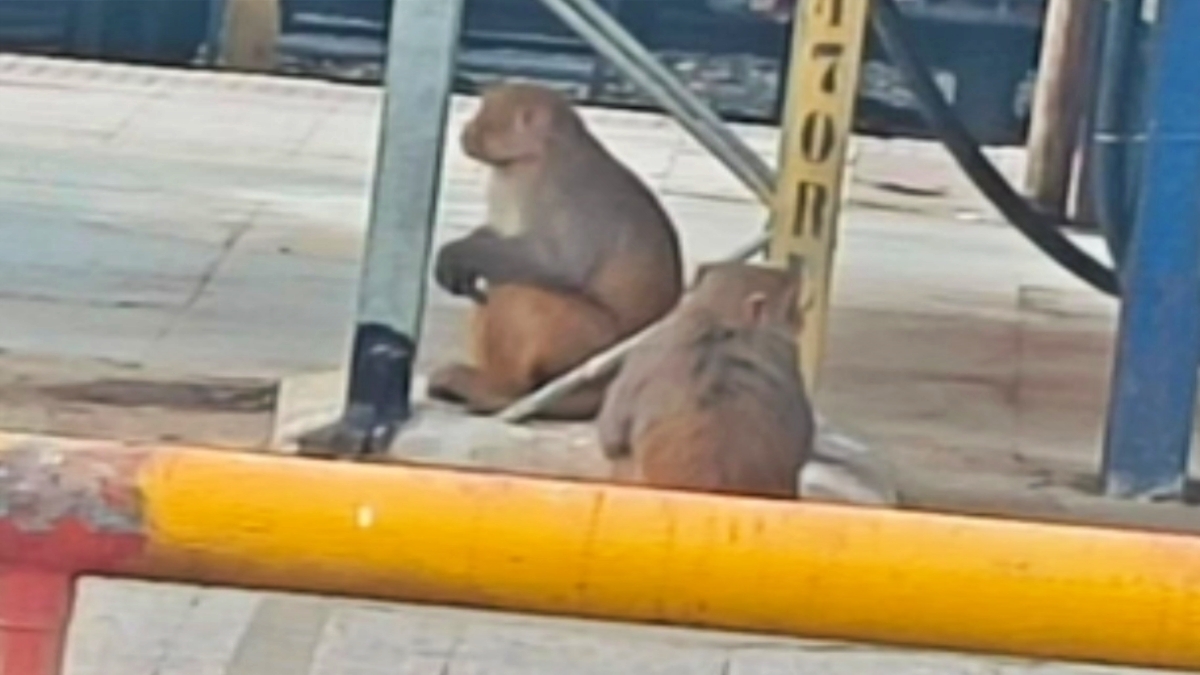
1101,0,1200,500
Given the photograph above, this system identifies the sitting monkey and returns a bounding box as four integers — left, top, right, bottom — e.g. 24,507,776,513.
596,262,815,499
428,82,684,420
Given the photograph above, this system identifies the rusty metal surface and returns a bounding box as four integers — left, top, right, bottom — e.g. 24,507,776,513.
0,440,144,536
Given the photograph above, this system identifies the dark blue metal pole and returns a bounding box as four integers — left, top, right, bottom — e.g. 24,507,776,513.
1100,0,1200,500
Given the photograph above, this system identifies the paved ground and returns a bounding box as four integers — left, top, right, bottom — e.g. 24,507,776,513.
0,53,1191,673
1,53,1189,522
66,579,1162,675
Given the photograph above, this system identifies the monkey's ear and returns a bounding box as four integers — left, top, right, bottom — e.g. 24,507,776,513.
743,291,770,325
691,263,717,289
516,103,551,135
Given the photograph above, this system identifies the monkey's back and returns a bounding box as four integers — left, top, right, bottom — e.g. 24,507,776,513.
533,135,684,334
623,313,814,499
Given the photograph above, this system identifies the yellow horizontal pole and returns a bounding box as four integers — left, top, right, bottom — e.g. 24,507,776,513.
4,437,1200,671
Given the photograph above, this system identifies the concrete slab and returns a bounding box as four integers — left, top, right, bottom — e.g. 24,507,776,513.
0,352,276,448
1,52,1193,516
269,368,899,505
8,50,1196,494
62,578,1168,675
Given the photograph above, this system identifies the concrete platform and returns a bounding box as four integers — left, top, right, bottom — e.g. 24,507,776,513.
1,53,1191,524
0,53,1191,673
65,578,1164,675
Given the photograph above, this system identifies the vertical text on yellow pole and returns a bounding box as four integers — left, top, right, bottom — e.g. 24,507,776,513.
768,0,872,392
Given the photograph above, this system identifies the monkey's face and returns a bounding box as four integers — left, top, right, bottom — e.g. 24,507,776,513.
461,91,551,166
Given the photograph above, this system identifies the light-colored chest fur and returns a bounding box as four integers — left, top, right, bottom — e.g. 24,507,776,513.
486,172,526,237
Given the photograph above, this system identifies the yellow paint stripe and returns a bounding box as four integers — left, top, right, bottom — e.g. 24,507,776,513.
133,449,1200,671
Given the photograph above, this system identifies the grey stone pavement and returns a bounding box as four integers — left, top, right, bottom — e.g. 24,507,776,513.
65,579,1162,675
0,53,1179,673
0,53,1045,382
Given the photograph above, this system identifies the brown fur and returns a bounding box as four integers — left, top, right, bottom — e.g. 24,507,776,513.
428,82,683,419
596,262,814,499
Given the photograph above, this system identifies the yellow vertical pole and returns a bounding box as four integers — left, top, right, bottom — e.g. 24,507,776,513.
768,0,872,392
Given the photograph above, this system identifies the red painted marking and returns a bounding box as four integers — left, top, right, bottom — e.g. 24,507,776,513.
0,520,144,573
0,521,144,675
0,568,73,675
0,447,151,673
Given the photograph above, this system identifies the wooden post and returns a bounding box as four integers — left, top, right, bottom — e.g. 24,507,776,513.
1024,0,1101,216
219,0,280,72
768,0,872,392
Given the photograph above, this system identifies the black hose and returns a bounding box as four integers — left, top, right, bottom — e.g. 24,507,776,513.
1089,0,1142,266
870,0,1121,297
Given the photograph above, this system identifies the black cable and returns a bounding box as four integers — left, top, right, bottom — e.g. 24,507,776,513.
870,0,1121,296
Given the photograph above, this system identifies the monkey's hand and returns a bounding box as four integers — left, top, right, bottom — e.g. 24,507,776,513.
434,237,487,301
435,227,578,302
596,400,633,460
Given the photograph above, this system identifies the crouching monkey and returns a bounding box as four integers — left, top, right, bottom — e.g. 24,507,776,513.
428,82,684,419
596,262,815,499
